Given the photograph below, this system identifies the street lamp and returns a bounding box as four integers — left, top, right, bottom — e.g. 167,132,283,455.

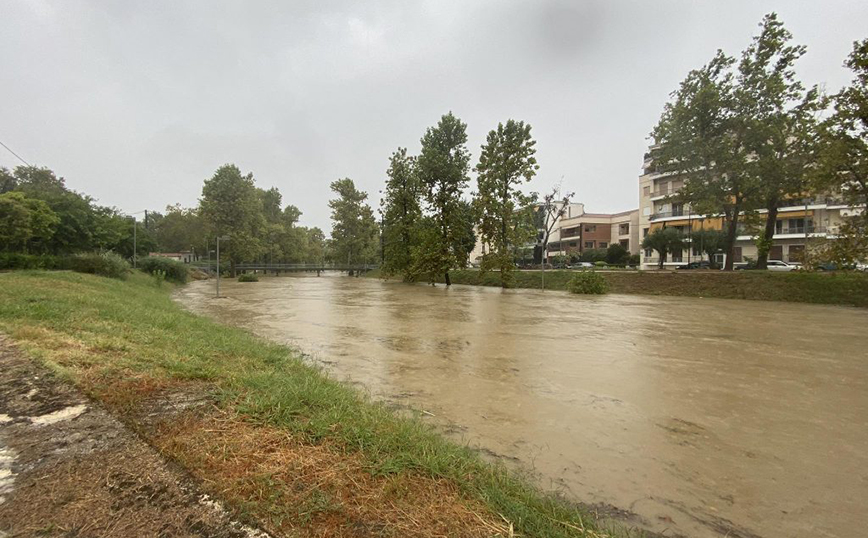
215,235,230,298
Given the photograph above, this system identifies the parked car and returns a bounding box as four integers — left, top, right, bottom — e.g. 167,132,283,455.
573,262,594,269
676,261,711,270
766,260,802,272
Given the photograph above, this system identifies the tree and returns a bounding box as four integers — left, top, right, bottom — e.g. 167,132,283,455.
380,147,421,279
415,112,472,285
0,191,59,252
605,242,630,265
653,50,755,271
736,13,819,269
152,205,209,255
328,178,378,272
200,164,265,276
817,39,868,264
473,119,539,287
641,227,686,269
690,228,727,267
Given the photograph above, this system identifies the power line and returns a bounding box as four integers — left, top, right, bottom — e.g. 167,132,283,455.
0,140,31,167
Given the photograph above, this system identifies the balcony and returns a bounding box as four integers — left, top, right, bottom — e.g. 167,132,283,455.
649,209,686,220
775,225,827,235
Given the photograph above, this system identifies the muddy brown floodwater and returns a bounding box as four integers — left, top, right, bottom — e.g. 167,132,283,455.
177,274,868,538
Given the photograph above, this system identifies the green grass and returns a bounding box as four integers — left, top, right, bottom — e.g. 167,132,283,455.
0,271,637,538
367,268,868,307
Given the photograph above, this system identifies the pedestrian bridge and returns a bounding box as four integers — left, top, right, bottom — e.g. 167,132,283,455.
222,263,377,274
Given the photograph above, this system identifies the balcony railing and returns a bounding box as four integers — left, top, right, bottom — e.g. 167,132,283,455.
649,209,686,220
775,225,827,235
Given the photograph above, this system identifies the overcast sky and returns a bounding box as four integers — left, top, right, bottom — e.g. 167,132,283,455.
2,1,867,232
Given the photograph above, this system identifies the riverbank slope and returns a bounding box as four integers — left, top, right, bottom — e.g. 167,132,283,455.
0,270,639,538
367,269,868,307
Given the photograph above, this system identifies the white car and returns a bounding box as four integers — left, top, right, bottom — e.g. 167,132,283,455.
573,262,594,269
766,260,801,272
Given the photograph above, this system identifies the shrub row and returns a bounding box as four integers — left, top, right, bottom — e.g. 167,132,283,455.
138,256,190,283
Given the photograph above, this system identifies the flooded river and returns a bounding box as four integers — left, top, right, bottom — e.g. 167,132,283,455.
177,274,868,538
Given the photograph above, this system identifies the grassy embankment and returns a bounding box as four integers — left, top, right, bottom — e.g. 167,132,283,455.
367,268,868,307
0,270,638,538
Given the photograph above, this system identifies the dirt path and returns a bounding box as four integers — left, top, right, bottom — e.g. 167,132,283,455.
0,336,271,538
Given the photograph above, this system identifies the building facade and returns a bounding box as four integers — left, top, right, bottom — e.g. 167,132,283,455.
551,209,640,258
637,149,856,269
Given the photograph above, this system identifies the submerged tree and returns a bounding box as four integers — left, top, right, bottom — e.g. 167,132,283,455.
328,178,378,272
415,112,471,285
473,119,539,288
380,148,421,279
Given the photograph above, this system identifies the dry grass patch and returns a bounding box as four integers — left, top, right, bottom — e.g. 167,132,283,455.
154,410,513,538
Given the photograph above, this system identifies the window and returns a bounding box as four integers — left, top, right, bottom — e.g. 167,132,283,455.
671,249,683,263
599,242,608,248
643,228,649,237
733,247,743,263
620,239,629,248
569,242,577,247
643,186,651,196
585,241,595,249
584,225,596,233
672,203,684,217
619,223,630,235
645,248,653,257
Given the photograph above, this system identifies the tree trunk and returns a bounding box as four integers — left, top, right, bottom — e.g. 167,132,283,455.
658,250,666,269
444,271,451,286
230,259,237,278
755,203,778,270
723,212,740,271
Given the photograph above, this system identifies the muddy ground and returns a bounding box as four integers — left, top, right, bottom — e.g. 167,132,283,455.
0,336,270,538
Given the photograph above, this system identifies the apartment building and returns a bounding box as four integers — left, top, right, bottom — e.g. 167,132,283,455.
550,209,640,258
467,201,640,266
637,149,857,269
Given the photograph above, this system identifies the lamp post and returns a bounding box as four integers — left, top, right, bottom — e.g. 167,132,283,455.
132,216,137,268
215,235,230,298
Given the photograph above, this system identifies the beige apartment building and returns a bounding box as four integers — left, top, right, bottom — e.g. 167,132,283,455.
467,201,640,266
549,209,640,258
637,148,858,269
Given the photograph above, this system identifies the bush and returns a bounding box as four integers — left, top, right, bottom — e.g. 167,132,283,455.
567,271,608,294
605,243,630,265
238,273,259,282
69,252,130,279
580,248,608,263
593,261,607,267
628,254,640,266
0,253,67,270
138,256,189,283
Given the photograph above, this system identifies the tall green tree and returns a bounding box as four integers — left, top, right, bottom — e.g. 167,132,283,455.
653,50,755,270
641,227,686,269
415,112,471,285
473,120,539,287
200,164,265,276
328,178,378,272
737,13,819,269
380,147,421,279
0,191,59,252
817,39,868,264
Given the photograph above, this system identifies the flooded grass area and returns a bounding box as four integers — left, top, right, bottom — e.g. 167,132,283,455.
0,271,635,538
178,273,868,538
371,269,868,307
